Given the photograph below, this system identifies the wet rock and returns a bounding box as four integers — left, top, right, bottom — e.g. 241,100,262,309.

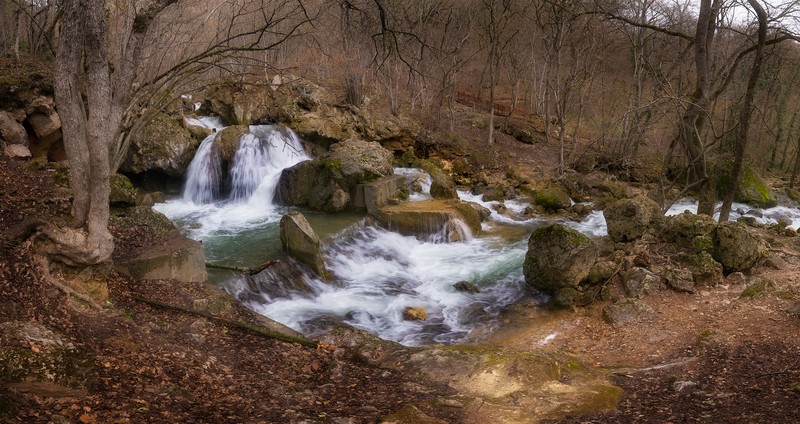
712,222,768,273
464,201,492,221
3,144,31,159
665,266,695,293
622,267,661,298
360,174,406,214
602,299,654,325
402,307,428,321
603,196,663,242
534,183,572,212
139,191,167,207
280,211,326,278
453,281,480,294
415,159,457,200
0,111,28,146
523,224,597,307
121,113,199,176
374,199,481,240
213,125,250,162
109,173,139,207
278,138,393,212
571,203,593,218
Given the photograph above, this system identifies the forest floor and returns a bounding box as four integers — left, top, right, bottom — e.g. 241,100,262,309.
2,94,800,423
0,156,460,423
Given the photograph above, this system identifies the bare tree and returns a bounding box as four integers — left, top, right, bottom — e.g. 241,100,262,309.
33,0,312,267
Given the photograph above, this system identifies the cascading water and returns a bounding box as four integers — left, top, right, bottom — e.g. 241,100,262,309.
155,125,310,241
226,221,530,346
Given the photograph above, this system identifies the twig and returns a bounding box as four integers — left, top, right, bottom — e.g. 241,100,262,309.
131,295,317,349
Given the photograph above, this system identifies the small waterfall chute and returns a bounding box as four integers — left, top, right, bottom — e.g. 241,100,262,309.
183,133,222,204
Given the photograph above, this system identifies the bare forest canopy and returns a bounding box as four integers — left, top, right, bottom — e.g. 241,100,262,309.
4,0,800,182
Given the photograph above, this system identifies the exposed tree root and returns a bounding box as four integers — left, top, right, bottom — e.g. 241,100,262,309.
33,254,106,312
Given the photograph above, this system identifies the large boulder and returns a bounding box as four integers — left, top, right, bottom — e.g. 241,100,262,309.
523,224,598,306
716,161,777,208
4,144,31,159
279,211,326,278
534,183,572,212
277,138,393,212
121,113,199,176
0,111,27,146
603,196,663,242
712,222,768,273
414,159,457,199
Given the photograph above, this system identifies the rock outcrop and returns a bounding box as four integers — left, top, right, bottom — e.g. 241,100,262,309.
114,235,207,283
0,110,28,146
279,211,326,278
121,113,199,177
603,196,663,242
277,138,393,212
523,224,598,307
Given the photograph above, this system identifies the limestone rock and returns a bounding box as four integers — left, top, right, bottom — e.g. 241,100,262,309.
534,183,572,212
603,196,663,242
114,235,207,283
4,144,31,159
622,267,661,298
587,260,617,285
109,173,139,207
523,224,597,305
712,222,768,273
374,199,481,240
0,111,28,146
278,138,394,212
662,212,717,247
121,113,199,176
279,211,326,278
415,159,457,200
665,266,695,293
213,125,249,162
677,252,723,286
716,162,777,208
26,110,61,140
402,306,428,321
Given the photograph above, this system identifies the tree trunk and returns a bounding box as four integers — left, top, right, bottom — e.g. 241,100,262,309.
719,0,767,222
36,0,114,266
487,37,497,145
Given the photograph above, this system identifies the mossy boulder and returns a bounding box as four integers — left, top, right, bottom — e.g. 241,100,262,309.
662,212,718,247
677,252,724,286
121,113,199,176
213,125,250,162
523,224,598,307
534,183,572,212
715,161,777,208
414,159,457,199
712,222,768,273
109,173,139,207
603,196,663,242
278,138,394,212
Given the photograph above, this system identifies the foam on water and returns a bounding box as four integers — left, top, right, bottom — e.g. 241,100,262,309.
229,223,529,346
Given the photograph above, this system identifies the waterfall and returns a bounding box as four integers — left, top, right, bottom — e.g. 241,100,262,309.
183,133,222,203
183,125,309,205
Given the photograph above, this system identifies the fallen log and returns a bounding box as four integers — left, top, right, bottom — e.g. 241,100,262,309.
132,295,317,349
205,259,280,275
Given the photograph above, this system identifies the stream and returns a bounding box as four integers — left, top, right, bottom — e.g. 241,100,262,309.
155,120,800,346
